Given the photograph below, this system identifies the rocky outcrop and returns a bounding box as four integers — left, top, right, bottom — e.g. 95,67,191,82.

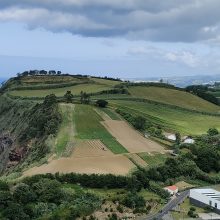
0,135,13,173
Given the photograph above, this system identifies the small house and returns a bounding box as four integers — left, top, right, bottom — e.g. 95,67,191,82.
164,185,178,195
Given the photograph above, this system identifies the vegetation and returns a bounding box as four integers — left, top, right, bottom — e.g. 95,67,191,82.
0,178,101,220
112,100,220,135
96,99,108,108
74,104,128,154
1,74,220,219
185,85,219,105
129,86,220,112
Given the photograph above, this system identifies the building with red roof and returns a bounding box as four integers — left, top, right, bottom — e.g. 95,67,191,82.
164,185,178,195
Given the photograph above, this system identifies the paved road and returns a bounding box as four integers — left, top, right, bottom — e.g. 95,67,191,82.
144,190,189,220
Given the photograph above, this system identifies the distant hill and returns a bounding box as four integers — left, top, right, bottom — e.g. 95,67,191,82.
127,74,220,87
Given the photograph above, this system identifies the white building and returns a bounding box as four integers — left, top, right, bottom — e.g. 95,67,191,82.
167,134,176,141
164,185,178,195
190,188,220,214
183,138,195,144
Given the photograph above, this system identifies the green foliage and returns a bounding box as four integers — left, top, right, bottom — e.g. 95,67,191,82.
207,128,219,136
175,132,181,144
13,183,36,204
64,91,74,103
122,192,145,209
96,99,108,108
0,176,101,220
133,116,146,130
20,94,61,141
113,100,220,135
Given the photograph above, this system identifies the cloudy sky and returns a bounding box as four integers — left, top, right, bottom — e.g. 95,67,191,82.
1,0,220,78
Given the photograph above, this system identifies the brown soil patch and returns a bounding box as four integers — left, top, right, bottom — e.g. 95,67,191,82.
72,140,113,158
23,140,136,177
102,120,165,153
23,155,135,176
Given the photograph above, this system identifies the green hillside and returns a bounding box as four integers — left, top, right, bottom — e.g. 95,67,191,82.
4,75,220,135
111,100,220,135
128,86,220,113
6,75,120,98
9,83,111,98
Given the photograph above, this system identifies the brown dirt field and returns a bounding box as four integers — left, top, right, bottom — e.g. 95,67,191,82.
23,155,135,176
23,140,136,176
101,120,165,153
72,140,114,158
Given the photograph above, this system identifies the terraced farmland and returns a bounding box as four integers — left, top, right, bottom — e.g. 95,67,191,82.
128,86,220,113
111,100,220,135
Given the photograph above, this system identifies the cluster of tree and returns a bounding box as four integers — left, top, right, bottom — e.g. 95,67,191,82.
188,207,198,218
125,82,180,90
20,94,61,141
16,94,61,161
17,70,62,77
182,128,220,173
116,108,148,131
92,76,121,82
185,85,219,105
0,178,101,220
80,91,90,104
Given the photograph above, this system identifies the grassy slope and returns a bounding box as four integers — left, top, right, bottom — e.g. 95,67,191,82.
138,152,168,167
9,84,111,97
55,104,75,156
73,104,128,154
111,100,220,135
129,86,220,113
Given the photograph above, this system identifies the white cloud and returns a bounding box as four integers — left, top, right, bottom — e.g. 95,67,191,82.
1,0,220,42
165,51,199,67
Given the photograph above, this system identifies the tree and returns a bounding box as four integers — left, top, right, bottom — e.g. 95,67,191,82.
64,91,74,103
207,128,219,136
13,183,36,204
80,91,90,104
96,99,108,108
44,94,57,106
133,116,146,130
122,192,145,209
175,132,181,144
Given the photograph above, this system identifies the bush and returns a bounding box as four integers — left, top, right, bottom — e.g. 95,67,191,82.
122,192,145,209
96,99,108,108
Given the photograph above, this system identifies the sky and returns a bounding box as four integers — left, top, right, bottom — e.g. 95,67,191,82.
1,0,220,79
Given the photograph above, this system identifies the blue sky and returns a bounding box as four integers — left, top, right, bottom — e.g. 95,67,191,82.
1,1,220,79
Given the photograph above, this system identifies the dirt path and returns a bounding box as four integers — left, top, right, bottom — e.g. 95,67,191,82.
102,120,165,153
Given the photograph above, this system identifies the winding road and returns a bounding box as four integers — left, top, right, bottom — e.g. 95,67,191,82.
144,190,189,220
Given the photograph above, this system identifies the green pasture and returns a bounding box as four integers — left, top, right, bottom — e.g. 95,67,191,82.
128,86,220,113
138,152,168,167
73,104,128,154
111,100,220,135
9,83,111,98
55,104,75,155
